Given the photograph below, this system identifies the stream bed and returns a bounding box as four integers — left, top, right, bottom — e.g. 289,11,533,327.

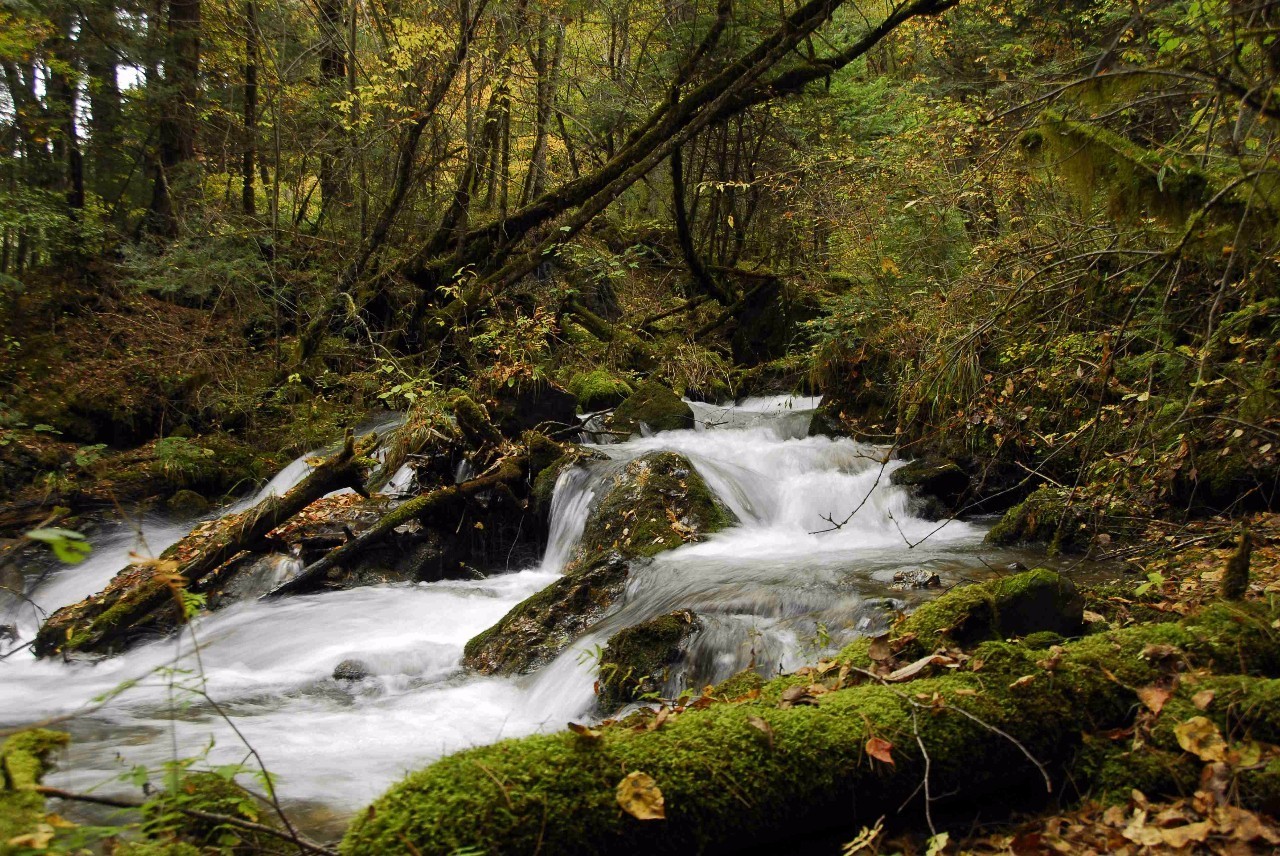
1,396,1093,838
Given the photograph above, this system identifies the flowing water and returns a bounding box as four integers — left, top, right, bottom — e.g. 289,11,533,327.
0,396,1046,836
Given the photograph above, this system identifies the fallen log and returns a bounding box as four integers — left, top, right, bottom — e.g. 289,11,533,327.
341,571,1280,855
33,431,376,658
263,454,527,599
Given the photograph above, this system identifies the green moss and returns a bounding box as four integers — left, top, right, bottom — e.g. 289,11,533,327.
1020,631,1066,650
0,730,69,855
567,370,633,412
598,610,701,710
710,669,765,699
608,381,695,435
111,843,204,856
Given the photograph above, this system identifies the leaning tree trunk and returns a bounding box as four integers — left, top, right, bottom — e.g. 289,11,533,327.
33,432,374,658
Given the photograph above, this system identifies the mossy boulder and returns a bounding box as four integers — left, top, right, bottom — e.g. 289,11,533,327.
346,576,1280,856
165,488,211,517
0,729,69,855
889,458,969,518
598,610,702,712
608,381,695,435
464,452,735,674
985,486,1087,554
567,370,633,412
531,445,607,516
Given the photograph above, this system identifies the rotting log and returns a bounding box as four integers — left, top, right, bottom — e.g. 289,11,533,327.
264,454,528,599
33,431,376,658
341,571,1280,855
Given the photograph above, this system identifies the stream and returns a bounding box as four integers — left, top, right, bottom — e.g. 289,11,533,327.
0,396,1064,837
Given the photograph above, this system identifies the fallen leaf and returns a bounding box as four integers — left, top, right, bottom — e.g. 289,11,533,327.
6,824,54,849
567,722,601,741
865,736,895,765
1083,609,1106,623
778,685,817,709
1192,689,1215,710
1009,674,1036,689
616,771,665,821
1216,804,1280,844
1158,820,1212,848
1137,686,1172,715
843,818,884,853
885,654,950,683
747,715,774,749
649,707,671,731
924,831,949,856
1174,716,1228,762
868,633,892,662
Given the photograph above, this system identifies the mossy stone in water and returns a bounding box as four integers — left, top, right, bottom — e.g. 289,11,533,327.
598,610,701,711
608,381,694,435
985,486,1087,554
165,489,211,517
464,451,736,675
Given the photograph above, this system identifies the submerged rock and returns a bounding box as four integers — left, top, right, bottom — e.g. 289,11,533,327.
165,488,211,517
608,381,695,435
464,451,736,674
597,610,702,712
333,658,371,681
890,569,942,590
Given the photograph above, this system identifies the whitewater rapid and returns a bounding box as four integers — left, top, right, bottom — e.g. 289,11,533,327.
1,396,1000,831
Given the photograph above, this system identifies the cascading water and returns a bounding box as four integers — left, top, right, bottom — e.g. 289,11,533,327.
0,396,1012,834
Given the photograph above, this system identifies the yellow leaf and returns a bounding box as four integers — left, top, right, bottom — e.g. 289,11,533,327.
1174,716,1228,762
616,771,665,820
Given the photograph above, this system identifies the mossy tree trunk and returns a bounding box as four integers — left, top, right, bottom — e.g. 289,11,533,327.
343,571,1280,856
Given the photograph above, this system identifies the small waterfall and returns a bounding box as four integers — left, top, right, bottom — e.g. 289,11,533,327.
1,395,1012,830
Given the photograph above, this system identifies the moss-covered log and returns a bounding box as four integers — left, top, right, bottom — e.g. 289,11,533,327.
33,431,376,657
343,571,1280,855
464,452,735,674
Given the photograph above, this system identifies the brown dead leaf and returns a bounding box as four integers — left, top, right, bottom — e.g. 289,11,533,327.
1174,716,1228,762
1158,820,1212,848
778,685,817,709
567,722,601,741
649,707,671,731
746,715,774,749
1192,689,1215,711
1216,805,1280,844
1009,674,1036,689
1083,609,1106,624
1140,643,1182,663
885,654,951,683
616,771,665,821
1136,686,1172,716
865,736,895,766
868,633,892,662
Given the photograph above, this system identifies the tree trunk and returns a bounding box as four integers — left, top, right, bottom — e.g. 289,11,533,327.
148,0,201,235
242,1,258,216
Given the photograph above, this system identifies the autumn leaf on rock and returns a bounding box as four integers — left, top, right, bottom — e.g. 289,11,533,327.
617,771,665,820
865,736,895,766
1174,716,1228,762
1192,689,1215,710
747,715,774,749
567,722,601,741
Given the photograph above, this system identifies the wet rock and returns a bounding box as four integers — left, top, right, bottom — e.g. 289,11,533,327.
597,610,702,712
889,569,942,590
608,381,694,435
890,458,969,519
165,488,211,517
333,658,371,681
464,451,736,674
485,379,578,437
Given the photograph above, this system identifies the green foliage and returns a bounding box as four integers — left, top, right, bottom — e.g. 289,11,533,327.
25,527,92,564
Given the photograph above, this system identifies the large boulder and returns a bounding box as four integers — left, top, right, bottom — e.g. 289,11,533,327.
484,379,578,437
890,458,970,519
566,370,633,412
985,486,1088,555
464,452,735,674
608,381,695,435
597,610,702,712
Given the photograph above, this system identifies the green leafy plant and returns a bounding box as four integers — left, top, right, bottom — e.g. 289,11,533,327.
26,527,92,564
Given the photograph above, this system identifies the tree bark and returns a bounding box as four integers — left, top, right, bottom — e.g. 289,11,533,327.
242,0,258,216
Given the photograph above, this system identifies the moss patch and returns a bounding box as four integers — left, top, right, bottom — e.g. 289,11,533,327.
598,610,701,711
568,370,633,412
